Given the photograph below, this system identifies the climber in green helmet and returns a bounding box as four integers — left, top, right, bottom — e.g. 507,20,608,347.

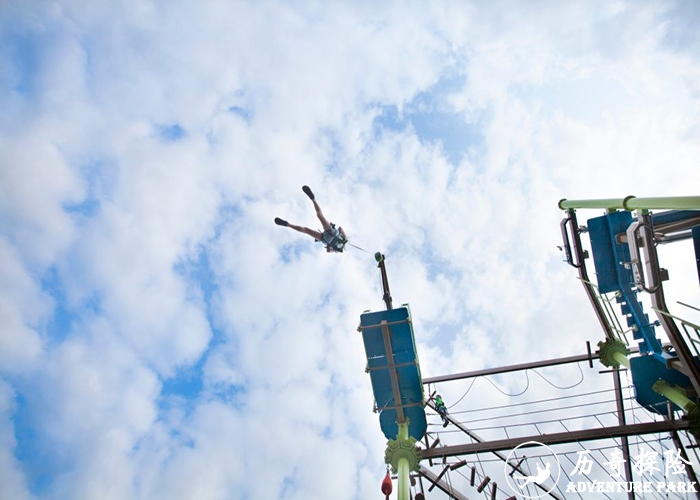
434,394,449,428
275,186,348,253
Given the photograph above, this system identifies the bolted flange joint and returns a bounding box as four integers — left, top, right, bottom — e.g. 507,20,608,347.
597,339,630,368
384,437,421,473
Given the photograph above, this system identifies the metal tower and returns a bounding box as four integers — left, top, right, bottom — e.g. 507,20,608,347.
359,195,700,499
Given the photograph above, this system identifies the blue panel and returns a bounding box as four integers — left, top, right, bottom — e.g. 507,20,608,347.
588,211,634,293
651,210,700,227
360,306,427,441
630,355,697,416
588,215,620,294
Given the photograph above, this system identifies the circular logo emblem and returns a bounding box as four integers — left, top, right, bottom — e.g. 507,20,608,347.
504,441,561,499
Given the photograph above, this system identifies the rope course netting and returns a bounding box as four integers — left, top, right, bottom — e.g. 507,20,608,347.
416,360,700,500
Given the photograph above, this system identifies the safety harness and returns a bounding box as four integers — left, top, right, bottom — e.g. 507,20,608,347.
319,223,346,252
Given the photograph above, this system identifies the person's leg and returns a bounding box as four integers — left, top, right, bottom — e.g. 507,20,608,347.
275,216,323,241
287,223,323,241
441,409,449,426
302,186,332,231
311,199,332,231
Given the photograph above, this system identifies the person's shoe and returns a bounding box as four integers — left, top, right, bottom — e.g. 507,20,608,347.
443,420,448,428
302,185,315,200
274,217,289,226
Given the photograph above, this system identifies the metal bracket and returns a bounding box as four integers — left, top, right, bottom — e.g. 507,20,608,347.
626,220,662,293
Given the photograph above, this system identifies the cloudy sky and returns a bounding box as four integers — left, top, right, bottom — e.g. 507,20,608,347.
2,1,700,499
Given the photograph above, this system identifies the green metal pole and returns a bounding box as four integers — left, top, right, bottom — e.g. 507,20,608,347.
396,423,410,500
385,421,420,499
652,379,694,412
625,196,700,210
611,351,631,369
397,457,410,500
397,421,409,440
558,197,634,211
559,196,700,211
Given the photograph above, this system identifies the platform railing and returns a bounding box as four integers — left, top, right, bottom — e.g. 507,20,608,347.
578,279,632,345
653,308,700,360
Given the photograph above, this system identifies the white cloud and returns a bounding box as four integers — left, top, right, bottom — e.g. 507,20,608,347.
0,380,33,500
0,240,47,372
20,324,160,499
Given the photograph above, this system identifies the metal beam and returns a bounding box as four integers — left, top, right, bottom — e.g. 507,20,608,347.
419,420,692,459
367,360,417,372
358,318,410,331
423,345,648,385
653,216,700,237
376,254,393,310
423,352,596,385
375,402,423,412
612,368,635,500
381,320,405,423
417,464,472,500
427,466,449,492
658,230,694,244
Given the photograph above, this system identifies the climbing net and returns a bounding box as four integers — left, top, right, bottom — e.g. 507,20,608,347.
416,360,700,500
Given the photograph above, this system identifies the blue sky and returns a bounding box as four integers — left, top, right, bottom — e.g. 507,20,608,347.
2,1,700,499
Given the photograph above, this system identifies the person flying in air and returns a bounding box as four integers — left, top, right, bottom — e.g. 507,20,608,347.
274,185,348,253
434,394,449,427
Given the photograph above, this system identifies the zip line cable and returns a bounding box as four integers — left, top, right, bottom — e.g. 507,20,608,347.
442,362,586,410
346,241,370,253
445,378,477,408
433,409,622,433
452,386,629,415
457,397,622,425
